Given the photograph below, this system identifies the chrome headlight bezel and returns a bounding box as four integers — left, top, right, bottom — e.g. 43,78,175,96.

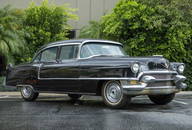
177,65,185,74
131,63,140,73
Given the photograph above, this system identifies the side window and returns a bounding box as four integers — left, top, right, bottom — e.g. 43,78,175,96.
59,45,78,61
41,47,57,62
33,53,41,63
80,45,92,58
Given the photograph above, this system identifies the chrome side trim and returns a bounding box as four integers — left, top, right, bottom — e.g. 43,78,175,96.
38,77,138,80
37,70,178,80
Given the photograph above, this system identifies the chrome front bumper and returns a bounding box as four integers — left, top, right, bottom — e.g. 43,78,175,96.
121,71,187,96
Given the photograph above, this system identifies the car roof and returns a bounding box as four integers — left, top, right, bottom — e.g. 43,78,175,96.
39,39,122,50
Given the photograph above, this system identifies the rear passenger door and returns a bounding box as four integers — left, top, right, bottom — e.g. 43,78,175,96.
37,46,59,90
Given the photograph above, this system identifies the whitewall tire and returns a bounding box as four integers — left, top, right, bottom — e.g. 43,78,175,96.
20,86,39,101
102,81,131,108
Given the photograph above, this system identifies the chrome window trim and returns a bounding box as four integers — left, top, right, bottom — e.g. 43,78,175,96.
78,54,124,60
59,44,80,61
41,43,81,54
78,40,123,59
33,40,123,61
32,43,81,62
40,46,58,63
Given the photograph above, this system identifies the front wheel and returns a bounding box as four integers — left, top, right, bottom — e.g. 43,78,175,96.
102,81,131,108
148,93,175,105
20,86,39,101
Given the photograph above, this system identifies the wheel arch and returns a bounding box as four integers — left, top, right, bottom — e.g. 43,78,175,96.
16,84,36,92
96,80,122,96
96,80,107,96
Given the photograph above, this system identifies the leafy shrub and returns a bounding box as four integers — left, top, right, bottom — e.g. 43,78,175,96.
22,0,77,59
102,1,191,61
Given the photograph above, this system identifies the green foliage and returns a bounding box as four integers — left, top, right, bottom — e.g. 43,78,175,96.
79,21,104,39
23,0,77,58
79,0,192,90
0,5,26,63
131,0,192,90
102,1,191,61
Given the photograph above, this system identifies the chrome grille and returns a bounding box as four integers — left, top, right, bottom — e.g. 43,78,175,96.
141,73,176,87
147,81,175,87
142,73,176,80
148,62,169,70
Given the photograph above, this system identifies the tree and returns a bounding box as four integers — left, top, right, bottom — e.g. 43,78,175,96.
0,5,25,63
102,1,191,61
23,0,77,58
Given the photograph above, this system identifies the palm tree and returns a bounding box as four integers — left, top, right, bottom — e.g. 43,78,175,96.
0,5,25,64
79,21,104,39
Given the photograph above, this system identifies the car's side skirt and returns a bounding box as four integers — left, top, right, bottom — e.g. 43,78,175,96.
17,84,97,95
36,91,97,95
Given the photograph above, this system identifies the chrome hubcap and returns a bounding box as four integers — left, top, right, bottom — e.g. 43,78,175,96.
21,86,32,98
106,82,122,103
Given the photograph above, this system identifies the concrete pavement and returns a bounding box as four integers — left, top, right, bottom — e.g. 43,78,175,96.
0,91,192,130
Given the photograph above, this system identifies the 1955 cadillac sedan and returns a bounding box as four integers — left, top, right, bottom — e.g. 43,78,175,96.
6,39,187,108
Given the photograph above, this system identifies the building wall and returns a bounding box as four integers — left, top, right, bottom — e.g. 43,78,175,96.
0,0,119,37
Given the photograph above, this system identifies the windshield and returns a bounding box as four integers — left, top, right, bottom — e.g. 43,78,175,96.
80,42,126,58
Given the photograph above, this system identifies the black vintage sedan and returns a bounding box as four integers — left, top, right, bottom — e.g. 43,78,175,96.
6,39,187,108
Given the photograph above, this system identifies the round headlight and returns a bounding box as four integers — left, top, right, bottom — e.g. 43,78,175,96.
178,65,184,73
131,63,140,73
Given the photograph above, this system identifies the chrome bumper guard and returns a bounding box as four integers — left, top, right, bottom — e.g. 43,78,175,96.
121,71,187,95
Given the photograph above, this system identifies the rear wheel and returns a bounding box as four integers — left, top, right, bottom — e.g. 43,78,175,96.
68,94,82,100
102,81,131,108
20,86,39,101
148,93,175,105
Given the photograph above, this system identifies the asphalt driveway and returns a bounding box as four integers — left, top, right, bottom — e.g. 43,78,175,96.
0,92,192,130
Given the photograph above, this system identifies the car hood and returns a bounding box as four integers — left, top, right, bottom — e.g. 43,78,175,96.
80,55,170,69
